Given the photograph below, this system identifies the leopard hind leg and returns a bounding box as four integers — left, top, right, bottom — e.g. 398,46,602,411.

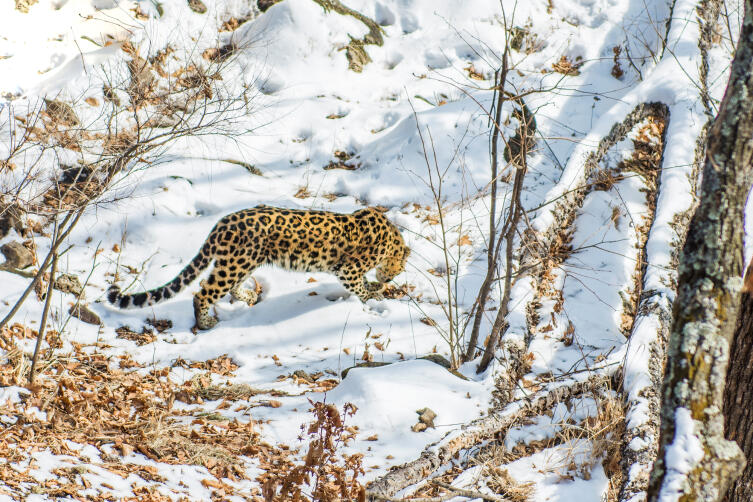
193,265,236,330
193,253,261,330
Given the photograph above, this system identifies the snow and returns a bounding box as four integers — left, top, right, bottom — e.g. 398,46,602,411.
0,0,743,498
0,385,28,406
657,408,704,502
315,359,485,472
505,440,610,502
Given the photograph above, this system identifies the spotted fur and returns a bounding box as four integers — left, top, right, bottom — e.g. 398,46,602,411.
107,205,409,330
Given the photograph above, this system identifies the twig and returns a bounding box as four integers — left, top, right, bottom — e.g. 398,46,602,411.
477,95,533,373
29,250,58,384
0,208,83,333
464,56,509,363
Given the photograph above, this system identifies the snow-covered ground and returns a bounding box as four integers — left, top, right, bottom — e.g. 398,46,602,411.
0,0,745,499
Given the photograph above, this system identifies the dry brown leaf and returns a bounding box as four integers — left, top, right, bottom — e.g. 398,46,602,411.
420,317,437,327
457,234,472,246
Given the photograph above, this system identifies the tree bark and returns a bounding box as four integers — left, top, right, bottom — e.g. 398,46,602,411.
647,1,753,498
723,266,753,502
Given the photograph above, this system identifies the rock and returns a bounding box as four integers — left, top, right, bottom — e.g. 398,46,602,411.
416,407,437,428
187,0,207,13
257,0,282,11
0,203,26,238
1,241,34,269
341,361,390,378
411,422,428,433
55,274,83,298
293,369,314,382
44,99,79,126
419,354,451,369
69,304,101,325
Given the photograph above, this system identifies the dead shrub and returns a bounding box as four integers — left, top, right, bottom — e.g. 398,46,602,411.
258,401,366,502
551,55,583,76
611,46,624,79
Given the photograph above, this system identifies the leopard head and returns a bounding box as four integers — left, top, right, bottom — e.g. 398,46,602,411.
376,236,410,283
354,207,410,283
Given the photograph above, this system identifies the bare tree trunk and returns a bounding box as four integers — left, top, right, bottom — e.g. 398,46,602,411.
723,266,753,502
28,251,57,384
464,61,508,363
646,1,753,498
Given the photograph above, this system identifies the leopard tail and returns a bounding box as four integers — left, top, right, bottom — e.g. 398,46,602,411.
107,248,210,309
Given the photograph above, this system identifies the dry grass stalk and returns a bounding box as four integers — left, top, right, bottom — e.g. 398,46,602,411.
481,467,534,502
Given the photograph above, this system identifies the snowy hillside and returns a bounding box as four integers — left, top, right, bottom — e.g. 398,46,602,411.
0,0,744,500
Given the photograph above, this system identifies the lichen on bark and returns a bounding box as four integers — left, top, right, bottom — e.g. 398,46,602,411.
647,1,753,499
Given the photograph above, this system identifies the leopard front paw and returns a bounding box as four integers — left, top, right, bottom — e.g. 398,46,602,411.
364,283,385,301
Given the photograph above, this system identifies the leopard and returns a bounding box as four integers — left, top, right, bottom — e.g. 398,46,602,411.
107,205,410,330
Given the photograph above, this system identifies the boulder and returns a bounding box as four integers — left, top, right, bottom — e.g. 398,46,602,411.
1,241,34,269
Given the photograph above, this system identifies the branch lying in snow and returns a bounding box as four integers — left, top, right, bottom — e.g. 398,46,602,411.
617,120,705,502
492,101,669,502
433,481,509,502
618,0,721,499
369,480,509,502
0,263,37,279
366,375,610,499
